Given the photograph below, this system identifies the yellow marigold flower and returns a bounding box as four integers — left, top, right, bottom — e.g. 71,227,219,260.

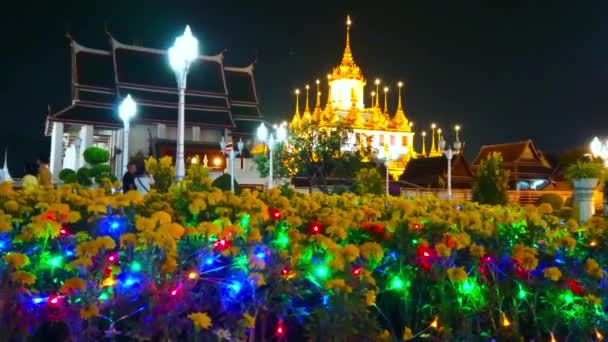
0,181,15,197
342,244,360,262
3,200,19,212
69,257,93,268
566,219,579,232
135,216,155,232
247,228,262,243
447,267,468,282
365,290,376,306
167,223,185,239
3,252,30,269
285,215,302,227
359,242,384,261
403,326,414,341
586,294,602,306
584,258,603,278
60,277,87,293
435,242,452,257
325,278,352,293
242,313,255,329
120,233,138,247
197,222,222,237
80,303,99,320
377,329,391,342
469,244,485,257
161,257,177,274
329,254,346,271
188,312,212,330
87,204,107,214
248,272,266,287
512,244,539,270
538,203,553,214
152,211,172,225
11,270,36,285
559,236,577,252
67,211,81,223
543,267,562,281
0,213,12,232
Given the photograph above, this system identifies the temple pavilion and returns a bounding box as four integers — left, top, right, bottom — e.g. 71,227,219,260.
288,16,448,180
45,30,264,180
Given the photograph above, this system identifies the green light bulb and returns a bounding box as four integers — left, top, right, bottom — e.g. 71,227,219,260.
48,255,63,268
130,262,142,272
517,287,527,299
390,277,404,290
314,265,330,279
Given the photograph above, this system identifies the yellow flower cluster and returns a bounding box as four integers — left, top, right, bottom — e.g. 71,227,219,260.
188,312,212,329
512,244,539,270
447,267,468,282
543,267,562,281
584,258,604,278
80,303,99,320
3,253,30,269
60,277,87,293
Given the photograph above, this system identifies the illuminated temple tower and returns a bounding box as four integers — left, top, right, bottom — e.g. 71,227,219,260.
289,16,423,179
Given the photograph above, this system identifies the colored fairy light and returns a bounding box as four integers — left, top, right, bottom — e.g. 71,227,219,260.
314,265,330,279
309,221,322,235
590,240,598,247
110,220,120,230
130,261,142,272
188,271,198,280
351,266,362,276
171,289,178,296
270,209,282,221
390,276,404,290
107,253,118,263
501,313,511,327
595,328,604,341
275,321,286,337
59,227,70,236
204,256,215,265
281,266,290,276
213,239,230,252
32,296,48,305
170,284,183,297
48,295,61,306
227,281,242,296
430,316,439,329
275,232,289,249
550,332,557,342
98,292,110,301
412,222,422,230
64,249,74,257
517,285,527,299
47,255,63,268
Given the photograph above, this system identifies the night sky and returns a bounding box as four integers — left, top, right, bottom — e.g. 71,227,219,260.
1,1,607,175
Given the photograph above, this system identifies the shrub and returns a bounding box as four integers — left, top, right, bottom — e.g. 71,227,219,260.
212,173,240,193
83,147,110,165
353,168,384,195
537,193,564,210
564,161,604,181
90,164,112,178
472,152,510,205
145,156,174,192
76,167,92,186
58,169,77,184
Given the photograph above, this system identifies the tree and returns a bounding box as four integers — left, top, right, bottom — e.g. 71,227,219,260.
253,122,368,193
353,167,384,195
472,152,510,205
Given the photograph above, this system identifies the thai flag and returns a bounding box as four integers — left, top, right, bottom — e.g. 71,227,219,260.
223,140,233,152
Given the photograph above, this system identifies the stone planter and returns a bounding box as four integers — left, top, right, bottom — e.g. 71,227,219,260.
573,178,598,224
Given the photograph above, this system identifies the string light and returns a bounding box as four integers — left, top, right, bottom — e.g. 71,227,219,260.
550,332,557,342
188,271,198,280
501,313,511,327
309,221,322,235
430,316,439,329
270,209,282,221
275,320,286,337
351,266,362,276
595,328,604,341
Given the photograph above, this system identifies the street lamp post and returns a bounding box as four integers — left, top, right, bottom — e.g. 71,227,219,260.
169,25,199,181
439,138,462,200
220,137,245,192
118,94,137,173
257,123,287,189
380,145,399,197
590,137,608,216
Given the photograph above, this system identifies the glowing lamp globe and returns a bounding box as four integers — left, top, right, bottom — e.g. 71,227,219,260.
119,94,137,123
276,124,287,142
257,123,269,141
169,25,199,73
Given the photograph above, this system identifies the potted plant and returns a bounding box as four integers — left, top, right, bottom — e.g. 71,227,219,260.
565,161,604,223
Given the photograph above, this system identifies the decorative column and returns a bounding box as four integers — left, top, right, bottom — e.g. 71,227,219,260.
573,179,598,224
114,128,124,176
49,122,64,180
78,125,94,168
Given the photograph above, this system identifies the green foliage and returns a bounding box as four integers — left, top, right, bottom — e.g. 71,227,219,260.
537,193,564,210
58,169,77,184
83,146,110,165
564,161,604,181
472,152,510,205
184,161,212,192
253,122,366,193
353,167,384,195
211,173,240,193
145,156,174,192
76,167,92,186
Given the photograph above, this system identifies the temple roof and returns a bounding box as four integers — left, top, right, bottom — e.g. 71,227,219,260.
472,140,554,180
47,32,262,133
330,15,364,81
400,154,475,189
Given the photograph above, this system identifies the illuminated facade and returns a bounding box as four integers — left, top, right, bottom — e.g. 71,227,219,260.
289,16,443,179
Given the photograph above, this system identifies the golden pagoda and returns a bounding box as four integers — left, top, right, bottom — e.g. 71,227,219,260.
289,15,448,179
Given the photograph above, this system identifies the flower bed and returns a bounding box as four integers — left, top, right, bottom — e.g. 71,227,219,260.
0,181,607,341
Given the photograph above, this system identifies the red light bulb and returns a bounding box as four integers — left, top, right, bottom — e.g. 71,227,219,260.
275,321,285,337
309,221,322,235
270,209,281,221
281,266,290,276
352,266,362,276
60,227,69,236
213,239,229,251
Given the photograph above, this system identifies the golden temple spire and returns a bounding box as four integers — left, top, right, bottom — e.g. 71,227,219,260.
315,79,321,109
290,89,301,129
312,79,322,122
391,81,410,131
341,15,354,65
421,131,427,156
345,87,363,127
374,79,380,108
371,91,376,108
383,86,389,114
437,128,443,154
302,84,312,122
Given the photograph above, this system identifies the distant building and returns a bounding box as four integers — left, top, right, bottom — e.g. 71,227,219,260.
400,154,474,189
45,31,264,180
472,140,554,190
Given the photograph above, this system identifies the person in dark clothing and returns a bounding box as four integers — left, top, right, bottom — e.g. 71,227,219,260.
28,320,73,342
122,162,138,193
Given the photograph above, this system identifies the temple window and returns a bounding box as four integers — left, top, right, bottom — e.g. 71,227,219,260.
402,136,408,146
390,135,395,145
379,135,384,146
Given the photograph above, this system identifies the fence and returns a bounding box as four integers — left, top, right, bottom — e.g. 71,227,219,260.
400,188,605,210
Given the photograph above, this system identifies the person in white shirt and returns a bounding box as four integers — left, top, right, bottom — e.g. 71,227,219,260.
134,163,155,195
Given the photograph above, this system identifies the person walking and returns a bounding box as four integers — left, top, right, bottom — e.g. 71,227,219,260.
122,162,137,193
134,163,155,195
37,155,52,187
